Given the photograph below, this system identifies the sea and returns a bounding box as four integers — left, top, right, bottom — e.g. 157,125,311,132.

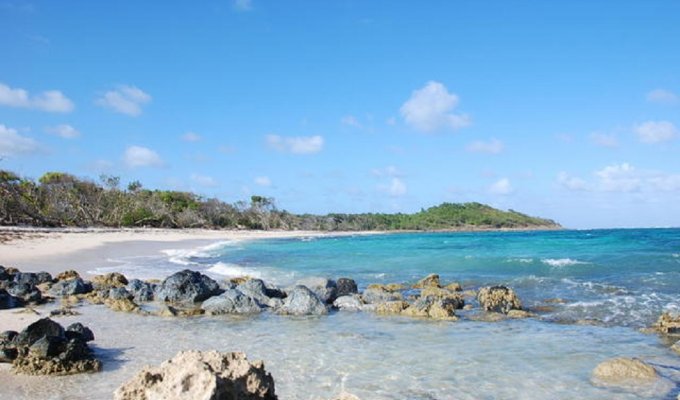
3,229,680,399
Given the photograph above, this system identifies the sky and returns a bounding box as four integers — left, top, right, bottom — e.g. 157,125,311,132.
1,1,679,229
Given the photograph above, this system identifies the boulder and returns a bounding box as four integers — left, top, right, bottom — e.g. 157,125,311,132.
402,296,459,320
91,272,128,290
653,312,680,335
156,270,222,303
444,282,462,292
108,287,133,301
7,282,42,303
279,286,327,316
15,318,65,347
0,288,22,309
66,323,95,342
295,277,337,304
237,279,280,308
55,270,80,281
13,272,51,287
49,278,92,297
412,274,441,289
374,301,409,315
592,358,658,385
420,287,465,306
477,286,522,314
201,289,263,315
0,265,8,281
126,279,156,302
361,287,403,304
336,278,358,297
114,350,277,400
333,295,364,311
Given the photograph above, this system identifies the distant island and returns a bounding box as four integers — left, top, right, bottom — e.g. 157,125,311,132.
0,170,560,231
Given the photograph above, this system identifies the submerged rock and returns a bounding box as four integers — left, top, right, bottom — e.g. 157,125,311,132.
114,350,277,400
202,289,263,315
402,296,459,320
477,286,522,314
333,294,364,311
279,286,327,316
374,301,409,315
591,357,658,385
361,287,403,304
412,274,441,289
156,269,222,303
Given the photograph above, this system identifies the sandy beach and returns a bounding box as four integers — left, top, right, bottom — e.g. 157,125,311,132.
0,227,375,277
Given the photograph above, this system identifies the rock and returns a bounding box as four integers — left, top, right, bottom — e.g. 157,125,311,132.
156,270,222,303
412,274,441,289
105,298,141,313
672,340,680,355
237,279,280,308
108,287,133,301
13,272,49,287
592,358,658,385
50,307,81,317
333,295,364,311
653,312,680,335
361,287,403,304
0,347,17,363
295,277,337,304
29,336,67,358
375,301,409,315
367,283,405,292
402,296,458,320
155,305,205,318
507,309,535,319
0,288,22,309
279,286,327,315
477,286,522,314
49,278,92,297
55,270,80,281
15,318,65,347
0,265,8,281
65,323,95,342
420,287,465,306
444,282,462,292
126,279,156,302
336,278,358,297
201,289,263,315
7,282,42,303
114,350,277,400
91,272,128,290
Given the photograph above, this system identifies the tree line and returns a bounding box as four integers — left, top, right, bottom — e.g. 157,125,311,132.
0,170,559,231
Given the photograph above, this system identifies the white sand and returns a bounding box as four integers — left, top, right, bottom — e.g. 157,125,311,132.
0,227,378,276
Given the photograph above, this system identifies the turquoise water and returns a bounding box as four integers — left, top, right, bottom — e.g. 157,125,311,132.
55,228,680,400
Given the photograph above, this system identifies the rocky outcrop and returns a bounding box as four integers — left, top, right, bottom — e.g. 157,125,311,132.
591,358,658,385
333,294,364,311
402,296,459,320
114,350,277,400
237,279,284,308
412,274,440,289
55,270,80,282
0,318,100,375
202,289,263,315
375,301,409,315
336,278,358,297
49,277,92,297
155,269,222,303
295,277,337,304
477,286,522,314
652,312,680,335
361,287,403,304
126,279,156,302
278,286,327,315
91,272,128,290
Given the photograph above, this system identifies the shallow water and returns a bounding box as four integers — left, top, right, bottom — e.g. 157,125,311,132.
5,228,679,399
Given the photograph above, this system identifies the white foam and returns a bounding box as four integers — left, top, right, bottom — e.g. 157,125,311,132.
206,262,262,279
507,258,534,264
541,258,587,267
160,240,237,265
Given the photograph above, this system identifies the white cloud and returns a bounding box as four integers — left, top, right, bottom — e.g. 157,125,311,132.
0,124,40,157
191,174,218,187
466,138,504,154
489,178,513,195
46,124,80,139
557,172,589,191
595,163,641,192
634,121,678,144
399,81,470,133
371,165,402,178
123,146,163,168
0,82,74,113
378,177,407,197
266,134,324,154
254,176,272,187
590,132,619,148
97,85,151,116
234,0,252,11
182,132,201,142
646,89,678,104
341,115,362,128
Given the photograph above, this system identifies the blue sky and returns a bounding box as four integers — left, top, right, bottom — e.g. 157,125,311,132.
1,1,679,229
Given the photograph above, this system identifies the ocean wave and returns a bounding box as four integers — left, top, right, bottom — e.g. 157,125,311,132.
206,262,262,279
507,258,534,264
541,258,587,267
160,240,237,265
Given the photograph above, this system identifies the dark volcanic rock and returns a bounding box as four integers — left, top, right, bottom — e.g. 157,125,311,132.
336,278,358,297
201,289,263,315
66,323,95,342
237,279,281,308
126,279,156,302
156,270,222,303
295,277,337,304
15,318,65,347
49,278,92,297
7,282,42,303
0,288,22,309
108,287,133,301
